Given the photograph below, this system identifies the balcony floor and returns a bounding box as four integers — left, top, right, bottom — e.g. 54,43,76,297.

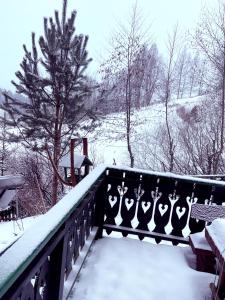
69,237,214,300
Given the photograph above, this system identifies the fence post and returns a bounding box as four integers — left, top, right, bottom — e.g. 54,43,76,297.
48,233,68,300
94,178,106,239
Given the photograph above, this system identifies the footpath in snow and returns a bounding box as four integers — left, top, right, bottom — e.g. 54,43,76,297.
70,237,214,300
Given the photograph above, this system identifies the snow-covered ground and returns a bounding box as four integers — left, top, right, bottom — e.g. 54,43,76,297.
88,96,203,166
0,216,39,254
69,237,214,300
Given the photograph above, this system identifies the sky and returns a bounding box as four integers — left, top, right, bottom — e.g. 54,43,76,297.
0,0,217,90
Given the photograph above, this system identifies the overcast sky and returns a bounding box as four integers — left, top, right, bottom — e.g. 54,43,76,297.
0,0,217,90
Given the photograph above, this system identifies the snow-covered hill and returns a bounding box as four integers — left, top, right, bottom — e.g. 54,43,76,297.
88,96,204,167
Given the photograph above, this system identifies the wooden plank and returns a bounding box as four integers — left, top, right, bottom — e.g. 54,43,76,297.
205,227,225,264
206,227,225,298
103,224,189,244
189,234,215,273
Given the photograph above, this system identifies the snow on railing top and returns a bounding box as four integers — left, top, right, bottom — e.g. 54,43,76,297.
0,165,106,298
108,165,225,186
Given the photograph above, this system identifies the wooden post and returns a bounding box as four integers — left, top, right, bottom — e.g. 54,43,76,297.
94,179,106,239
48,235,68,300
70,139,76,187
82,138,89,176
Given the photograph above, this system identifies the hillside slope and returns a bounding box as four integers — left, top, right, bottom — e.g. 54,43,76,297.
88,96,204,167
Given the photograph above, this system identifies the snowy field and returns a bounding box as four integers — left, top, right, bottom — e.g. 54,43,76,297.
70,237,215,300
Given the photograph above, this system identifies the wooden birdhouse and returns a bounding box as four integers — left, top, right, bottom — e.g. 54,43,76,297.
59,138,93,185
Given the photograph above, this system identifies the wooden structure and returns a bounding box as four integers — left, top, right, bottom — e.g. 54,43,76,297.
59,138,93,185
189,231,215,273
59,154,93,184
205,221,225,300
189,203,225,277
1,166,225,299
0,175,24,222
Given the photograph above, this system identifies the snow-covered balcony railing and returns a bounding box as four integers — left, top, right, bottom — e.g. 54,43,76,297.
0,166,106,300
101,167,225,244
1,165,225,300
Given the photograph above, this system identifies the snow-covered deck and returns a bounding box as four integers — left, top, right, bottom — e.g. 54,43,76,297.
70,237,214,300
1,165,225,300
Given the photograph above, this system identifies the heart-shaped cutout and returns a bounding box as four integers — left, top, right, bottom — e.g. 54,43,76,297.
176,206,186,219
158,204,168,216
141,201,151,213
125,198,134,210
108,195,117,208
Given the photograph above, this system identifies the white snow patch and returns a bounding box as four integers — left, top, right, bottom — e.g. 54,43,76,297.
0,216,39,254
70,237,214,300
190,230,211,251
207,218,225,259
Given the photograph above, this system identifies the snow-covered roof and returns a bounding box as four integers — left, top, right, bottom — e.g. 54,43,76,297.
59,154,93,169
0,175,24,189
0,175,24,210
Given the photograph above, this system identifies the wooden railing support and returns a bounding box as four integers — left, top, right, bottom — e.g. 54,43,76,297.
48,235,68,300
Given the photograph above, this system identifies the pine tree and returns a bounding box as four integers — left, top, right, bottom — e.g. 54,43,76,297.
1,0,94,205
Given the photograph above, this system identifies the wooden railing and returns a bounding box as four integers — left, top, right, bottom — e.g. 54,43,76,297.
0,166,106,300
101,167,225,244
1,165,225,299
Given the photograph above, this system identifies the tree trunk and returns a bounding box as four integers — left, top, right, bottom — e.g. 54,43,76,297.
52,160,59,206
52,98,61,206
127,127,134,167
126,67,134,168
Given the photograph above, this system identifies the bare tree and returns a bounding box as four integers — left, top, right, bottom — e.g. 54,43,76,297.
175,47,189,99
162,25,180,172
188,52,200,97
101,2,149,167
176,96,225,174
132,45,146,109
194,0,225,172
143,44,162,105
9,152,52,216
88,143,104,167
